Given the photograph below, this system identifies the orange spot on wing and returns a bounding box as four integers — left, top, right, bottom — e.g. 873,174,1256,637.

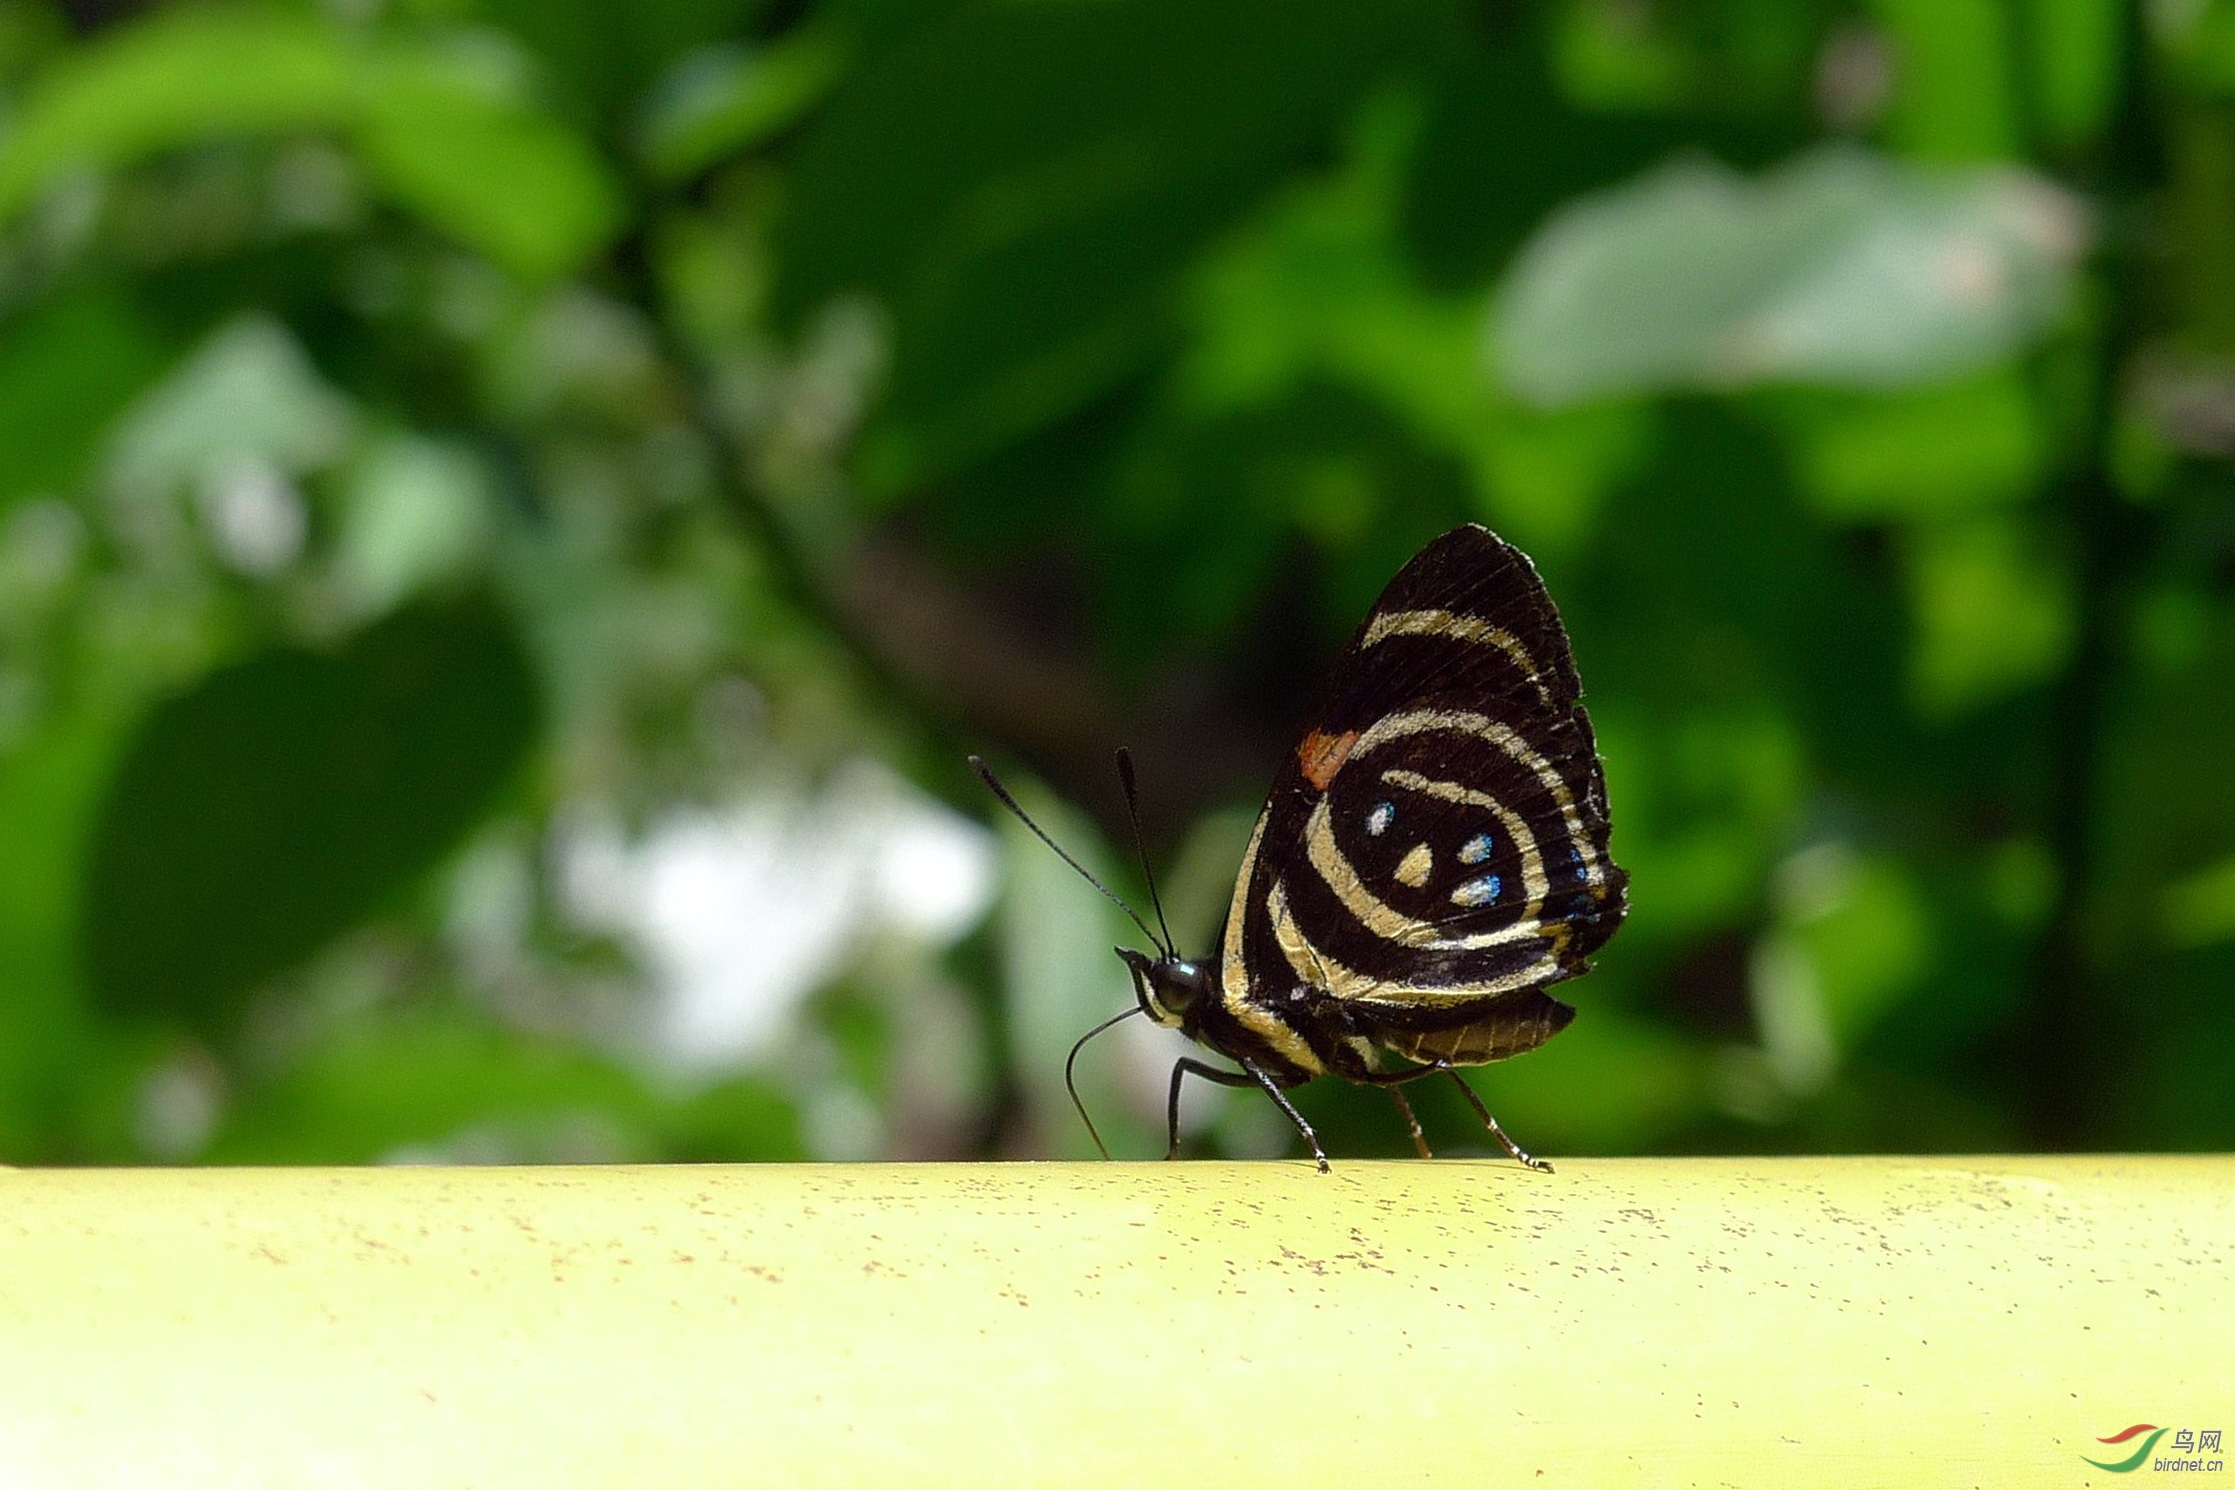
1297,728,1361,791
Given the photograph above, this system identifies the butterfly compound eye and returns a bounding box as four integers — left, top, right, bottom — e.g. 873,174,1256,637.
1154,960,1210,1016
1120,954,1206,1027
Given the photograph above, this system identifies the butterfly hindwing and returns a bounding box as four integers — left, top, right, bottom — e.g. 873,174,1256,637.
1213,525,1627,1080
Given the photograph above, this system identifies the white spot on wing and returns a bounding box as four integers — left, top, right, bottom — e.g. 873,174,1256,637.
1358,711,1605,888
1395,843,1434,888
1302,797,1548,952
1452,874,1503,908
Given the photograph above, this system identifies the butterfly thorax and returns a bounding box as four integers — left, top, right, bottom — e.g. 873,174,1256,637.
1117,944,1331,1087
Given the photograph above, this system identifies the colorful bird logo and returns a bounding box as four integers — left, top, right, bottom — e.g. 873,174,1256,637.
2084,1425,2167,1473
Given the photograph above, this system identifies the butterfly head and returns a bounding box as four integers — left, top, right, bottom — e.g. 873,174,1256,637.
1116,946,1211,1030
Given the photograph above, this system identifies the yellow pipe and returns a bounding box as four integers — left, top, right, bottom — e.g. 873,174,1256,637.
0,1156,2226,1487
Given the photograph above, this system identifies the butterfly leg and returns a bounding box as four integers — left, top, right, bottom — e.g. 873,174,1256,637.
1440,1065,1552,1173
1354,1062,1551,1170
1164,1058,1256,1161
1189,1054,1323,1170
1386,1085,1434,1160
1234,1056,1330,1173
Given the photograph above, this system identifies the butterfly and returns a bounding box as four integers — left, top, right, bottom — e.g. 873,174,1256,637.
975,523,1627,1171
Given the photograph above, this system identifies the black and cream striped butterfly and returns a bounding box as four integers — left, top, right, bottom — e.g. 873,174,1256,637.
976,523,1626,1171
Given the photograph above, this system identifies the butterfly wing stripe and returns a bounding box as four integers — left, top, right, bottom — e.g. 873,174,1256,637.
1269,876,1567,1006
1360,609,1552,705
1353,708,1608,885
1267,876,1328,986
1219,804,1271,1000
1302,797,1550,952
1219,808,1326,1074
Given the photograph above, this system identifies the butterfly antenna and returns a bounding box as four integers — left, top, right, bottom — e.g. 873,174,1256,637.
1114,748,1177,958
1064,1006,1142,1159
969,755,1164,951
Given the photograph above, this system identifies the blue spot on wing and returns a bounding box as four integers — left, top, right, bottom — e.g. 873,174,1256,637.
1452,874,1502,908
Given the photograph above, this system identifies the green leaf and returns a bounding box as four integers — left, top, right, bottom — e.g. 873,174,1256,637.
0,705,137,1155
1574,403,1913,794
1400,47,1682,294
0,1,69,91
2100,611,2235,936
1593,699,1807,943
478,0,770,128
2020,0,2123,151
1781,847,1934,1047
1494,146,2087,405
1101,383,1476,656
1402,25,1807,295
637,26,853,183
1173,98,1648,559
206,1005,803,1163
2160,0,2235,98
0,8,621,279
358,53,624,281
80,595,540,1032
1771,372,2047,522
2113,945,2235,1147
1472,1005,1704,1155
1901,512,2074,719
1866,0,2024,160
2164,854,2235,949
0,283,174,511
208,1013,651,1163
0,9,356,220
773,0,1462,485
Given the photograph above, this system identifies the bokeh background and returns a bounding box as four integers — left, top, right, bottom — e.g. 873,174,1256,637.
2,0,2231,1167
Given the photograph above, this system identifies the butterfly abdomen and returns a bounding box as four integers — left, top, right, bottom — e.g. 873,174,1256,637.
1372,992,1578,1067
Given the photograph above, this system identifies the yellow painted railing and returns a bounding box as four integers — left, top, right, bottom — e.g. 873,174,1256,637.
0,1156,2227,1487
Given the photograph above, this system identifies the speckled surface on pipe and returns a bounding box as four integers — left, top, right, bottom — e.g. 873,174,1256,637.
0,1156,2226,1487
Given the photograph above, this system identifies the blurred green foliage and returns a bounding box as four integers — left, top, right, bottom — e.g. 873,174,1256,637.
0,0,2230,1167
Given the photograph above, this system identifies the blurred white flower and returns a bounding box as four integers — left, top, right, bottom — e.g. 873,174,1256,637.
107,314,355,503
136,1048,225,1160
333,432,492,614
555,760,996,1072
196,457,307,575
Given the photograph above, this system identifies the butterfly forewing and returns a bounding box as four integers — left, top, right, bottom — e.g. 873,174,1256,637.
1215,525,1627,1080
